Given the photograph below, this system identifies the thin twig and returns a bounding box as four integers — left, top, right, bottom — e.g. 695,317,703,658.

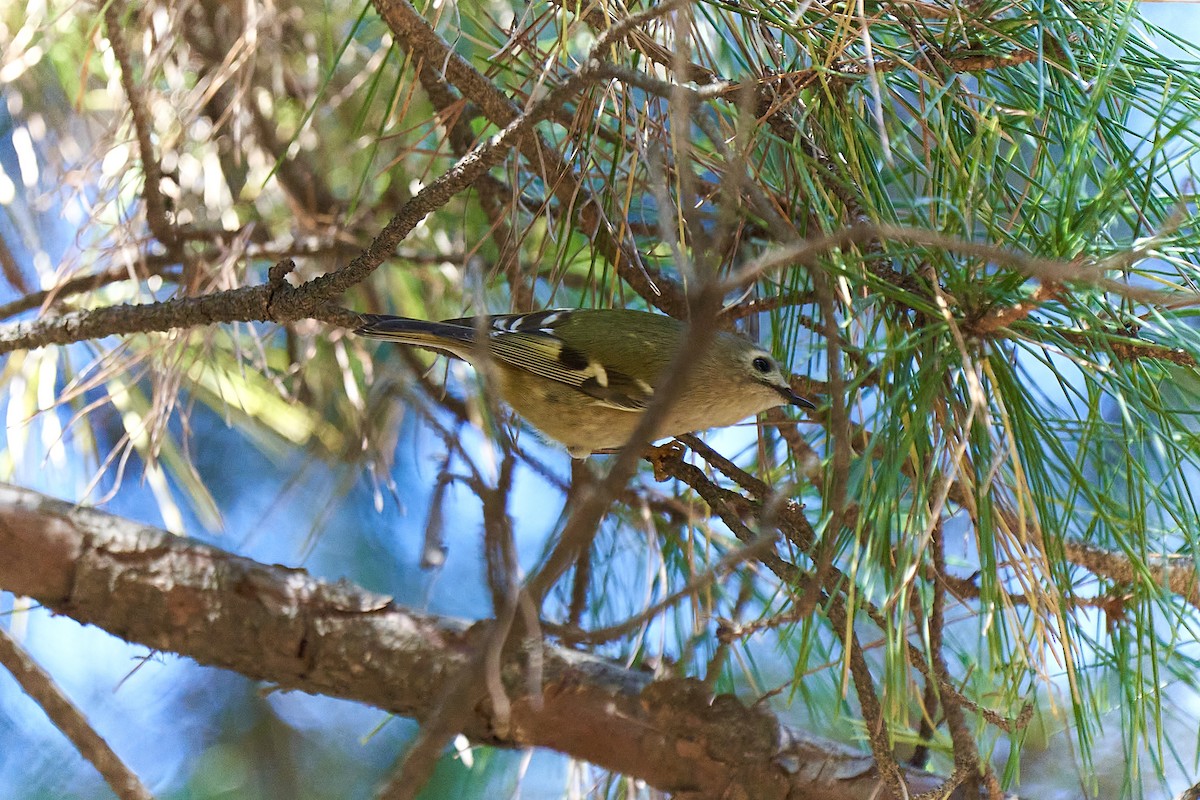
826,600,908,799
372,0,687,317
1063,537,1200,611
549,532,779,646
0,263,182,321
0,626,154,800
729,222,1200,307
0,41,613,353
676,434,770,498
104,2,178,251
927,518,990,798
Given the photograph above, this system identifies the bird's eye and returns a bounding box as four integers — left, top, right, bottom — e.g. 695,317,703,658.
752,356,773,373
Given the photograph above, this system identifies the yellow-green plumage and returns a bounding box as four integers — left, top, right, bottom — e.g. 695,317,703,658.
355,309,813,457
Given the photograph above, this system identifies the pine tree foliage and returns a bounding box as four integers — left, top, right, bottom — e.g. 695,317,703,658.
2,0,1200,797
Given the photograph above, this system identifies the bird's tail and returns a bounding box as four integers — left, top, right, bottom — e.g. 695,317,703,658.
354,314,476,360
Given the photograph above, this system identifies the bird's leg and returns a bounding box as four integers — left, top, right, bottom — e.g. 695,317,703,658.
646,440,687,482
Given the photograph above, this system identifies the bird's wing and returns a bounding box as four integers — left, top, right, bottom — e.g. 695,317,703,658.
361,311,656,411
485,331,654,412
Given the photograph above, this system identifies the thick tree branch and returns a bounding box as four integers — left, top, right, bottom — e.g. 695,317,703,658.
0,482,993,800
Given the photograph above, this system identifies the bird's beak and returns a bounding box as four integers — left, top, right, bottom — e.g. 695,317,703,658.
778,384,816,410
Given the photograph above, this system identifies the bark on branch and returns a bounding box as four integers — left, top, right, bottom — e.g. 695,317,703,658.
0,482,991,799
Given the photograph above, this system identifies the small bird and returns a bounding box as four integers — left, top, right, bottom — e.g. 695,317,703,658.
356,308,814,458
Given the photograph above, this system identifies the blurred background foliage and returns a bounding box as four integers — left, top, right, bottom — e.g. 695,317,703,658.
2,0,1200,797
